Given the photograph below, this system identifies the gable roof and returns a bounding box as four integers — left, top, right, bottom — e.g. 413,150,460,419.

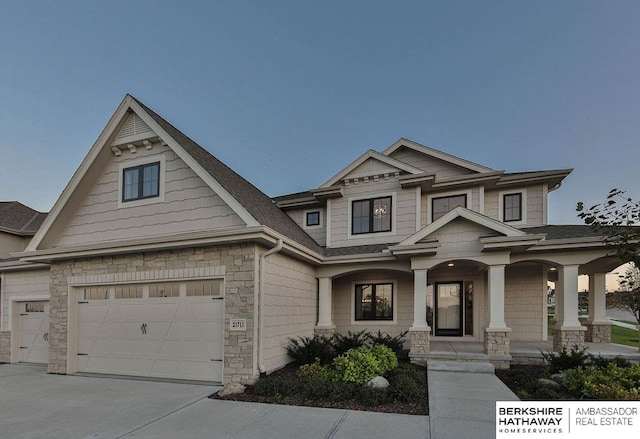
0,202,46,236
25,95,321,255
383,138,496,173
320,149,424,188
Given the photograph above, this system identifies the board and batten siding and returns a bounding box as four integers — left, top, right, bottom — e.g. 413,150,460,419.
329,178,417,248
504,264,546,341
1,268,50,331
261,251,317,372
55,146,245,247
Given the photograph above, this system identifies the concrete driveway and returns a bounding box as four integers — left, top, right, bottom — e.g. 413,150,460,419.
0,364,429,439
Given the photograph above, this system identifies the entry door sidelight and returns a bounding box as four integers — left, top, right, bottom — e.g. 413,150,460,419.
435,282,463,336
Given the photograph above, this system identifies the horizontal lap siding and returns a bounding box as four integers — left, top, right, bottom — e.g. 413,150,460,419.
284,209,326,246
505,265,545,341
332,271,413,342
1,269,51,330
262,252,317,372
56,147,244,247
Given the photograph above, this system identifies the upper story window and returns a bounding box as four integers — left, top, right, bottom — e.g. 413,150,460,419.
122,162,160,202
352,196,392,235
503,193,522,222
432,194,466,222
306,211,320,227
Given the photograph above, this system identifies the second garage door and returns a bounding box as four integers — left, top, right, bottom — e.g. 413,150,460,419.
77,280,224,382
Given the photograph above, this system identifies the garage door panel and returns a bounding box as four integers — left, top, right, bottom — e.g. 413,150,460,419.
78,288,224,382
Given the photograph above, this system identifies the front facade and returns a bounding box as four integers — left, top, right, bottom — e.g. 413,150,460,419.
0,95,620,384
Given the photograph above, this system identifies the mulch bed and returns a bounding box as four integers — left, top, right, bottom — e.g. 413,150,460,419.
211,362,428,415
495,364,579,400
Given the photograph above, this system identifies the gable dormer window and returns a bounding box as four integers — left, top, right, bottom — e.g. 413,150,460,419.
123,162,160,202
432,194,466,222
352,196,392,235
503,193,522,222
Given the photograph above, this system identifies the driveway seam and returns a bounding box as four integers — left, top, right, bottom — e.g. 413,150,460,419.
323,410,349,439
115,395,210,438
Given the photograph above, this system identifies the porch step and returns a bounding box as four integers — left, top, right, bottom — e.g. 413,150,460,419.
427,360,495,374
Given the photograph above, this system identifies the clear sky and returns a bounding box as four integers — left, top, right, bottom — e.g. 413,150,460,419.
1,1,639,226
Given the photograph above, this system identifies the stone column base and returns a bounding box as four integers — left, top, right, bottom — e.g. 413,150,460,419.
314,325,336,337
484,328,511,356
408,327,431,355
552,325,586,351
0,331,10,363
584,322,611,343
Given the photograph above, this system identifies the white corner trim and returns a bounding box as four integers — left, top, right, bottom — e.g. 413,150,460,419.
542,183,548,225
415,186,422,232
498,188,527,226
117,154,166,209
326,199,332,247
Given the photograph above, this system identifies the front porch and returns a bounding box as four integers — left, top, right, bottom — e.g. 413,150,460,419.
421,340,640,368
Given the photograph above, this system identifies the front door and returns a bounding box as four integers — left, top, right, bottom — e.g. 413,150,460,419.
434,282,463,336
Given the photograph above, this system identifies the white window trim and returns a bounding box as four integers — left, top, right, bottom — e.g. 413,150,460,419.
426,189,473,224
117,154,166,209
350,279,398,325
347,191,396,239
498,189,527,225
303,209,323,230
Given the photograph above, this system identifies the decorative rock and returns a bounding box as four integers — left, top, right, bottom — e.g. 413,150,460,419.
537,378,561,390
549,373,566,384
367,376,390,389
218,382,246,397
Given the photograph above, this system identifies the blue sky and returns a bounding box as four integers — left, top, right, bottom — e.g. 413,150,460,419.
1,1,639,225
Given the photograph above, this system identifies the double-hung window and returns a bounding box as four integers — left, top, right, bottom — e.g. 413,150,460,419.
503,193,522,222
351,196,392,235
122,162,160,202
432,194,466,221
355,283,393,321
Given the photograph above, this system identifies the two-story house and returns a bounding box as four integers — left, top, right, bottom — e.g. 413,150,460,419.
0,95,619,384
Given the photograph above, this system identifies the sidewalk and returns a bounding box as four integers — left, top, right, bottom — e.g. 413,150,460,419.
427,360,518,439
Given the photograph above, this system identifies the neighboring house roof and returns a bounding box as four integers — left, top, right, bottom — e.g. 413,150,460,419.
0,202,47,236
132,97,322,254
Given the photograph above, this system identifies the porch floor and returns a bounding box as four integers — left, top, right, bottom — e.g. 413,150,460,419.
427,340,640,364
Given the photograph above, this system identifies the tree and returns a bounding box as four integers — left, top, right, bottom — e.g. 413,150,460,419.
577,189,640,325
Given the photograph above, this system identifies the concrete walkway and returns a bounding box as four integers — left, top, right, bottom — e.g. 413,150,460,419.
427,360,518,439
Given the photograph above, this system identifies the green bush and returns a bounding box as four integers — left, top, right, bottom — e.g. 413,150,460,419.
252,376,300,397
285,334,334,365
588,355,632,369
331,329,370,356
564,363,640,400
368,330,408,356
386,363,425,403
541,345,590,374
333,344,398,384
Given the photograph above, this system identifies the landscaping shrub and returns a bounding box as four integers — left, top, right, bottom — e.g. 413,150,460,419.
368,330,408,356
252,376,300,397
541,345,590,374
386,363,425,403
564,363,640,400
285,334,334,365
588,354,632,369
331,329,370,356
333,344,398,384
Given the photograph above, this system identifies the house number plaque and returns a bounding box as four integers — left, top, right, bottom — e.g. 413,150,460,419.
230,319,246,331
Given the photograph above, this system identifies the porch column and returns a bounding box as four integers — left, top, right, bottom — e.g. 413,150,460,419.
409,268,430,359
315,277,335,336
584,272,611,343
552,264,586,351
484,264,511,362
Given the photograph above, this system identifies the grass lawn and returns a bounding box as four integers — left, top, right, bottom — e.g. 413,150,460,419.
547,316,639,347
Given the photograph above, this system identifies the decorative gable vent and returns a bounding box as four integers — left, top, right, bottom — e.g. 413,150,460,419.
116,112,153,139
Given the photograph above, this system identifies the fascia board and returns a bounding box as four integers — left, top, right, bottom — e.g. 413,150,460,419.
128,100,260,228
25,96,134,252
382,138,495,173
0,260,49,272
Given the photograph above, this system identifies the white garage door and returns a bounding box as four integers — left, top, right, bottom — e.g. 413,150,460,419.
77,281,224,382
19,301,50,364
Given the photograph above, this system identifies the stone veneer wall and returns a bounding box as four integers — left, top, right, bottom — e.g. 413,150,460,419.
48,244,257,384
0,331,10,362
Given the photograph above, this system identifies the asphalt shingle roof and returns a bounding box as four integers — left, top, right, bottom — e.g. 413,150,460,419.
0,202,46,235
132,97,322,254
521,225,603,240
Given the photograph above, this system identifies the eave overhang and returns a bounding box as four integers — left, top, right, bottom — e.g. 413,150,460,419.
389,241,439,257
480,234,546,252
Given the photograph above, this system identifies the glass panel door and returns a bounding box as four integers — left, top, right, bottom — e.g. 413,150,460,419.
435,282,463,336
